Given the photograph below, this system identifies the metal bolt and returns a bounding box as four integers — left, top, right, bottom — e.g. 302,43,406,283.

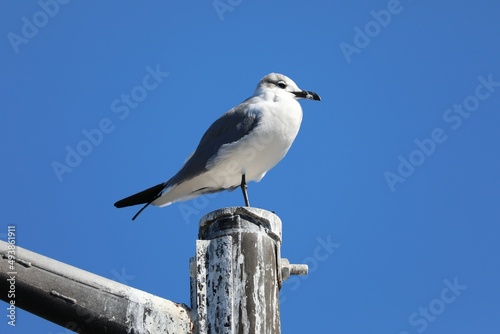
281,258,308,281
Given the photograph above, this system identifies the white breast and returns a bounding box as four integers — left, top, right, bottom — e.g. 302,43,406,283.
206,97,303,189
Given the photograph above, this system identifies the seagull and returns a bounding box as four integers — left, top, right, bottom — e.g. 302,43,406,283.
114,73,321,220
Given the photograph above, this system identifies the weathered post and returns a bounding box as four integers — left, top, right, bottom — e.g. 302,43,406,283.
191,207,306,334
0,207,307,333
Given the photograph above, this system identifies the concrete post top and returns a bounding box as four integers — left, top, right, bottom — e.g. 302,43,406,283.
199,207,282,242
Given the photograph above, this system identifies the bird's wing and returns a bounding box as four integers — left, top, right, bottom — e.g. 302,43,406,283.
166,97,261,187
113,98,261,220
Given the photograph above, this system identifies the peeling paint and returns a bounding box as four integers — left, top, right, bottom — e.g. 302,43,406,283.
125,292,192,334
195,207,282,334
0,240,193,334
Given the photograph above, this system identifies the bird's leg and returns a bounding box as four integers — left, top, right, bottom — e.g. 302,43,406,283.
240,174,250,207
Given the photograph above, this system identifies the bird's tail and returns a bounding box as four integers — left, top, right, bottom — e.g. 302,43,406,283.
114,183,165,220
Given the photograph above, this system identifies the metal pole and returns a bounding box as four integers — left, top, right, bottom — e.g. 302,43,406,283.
0,240,193,334
192,207,300,334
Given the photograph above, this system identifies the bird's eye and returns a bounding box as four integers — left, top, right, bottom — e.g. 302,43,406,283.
276,81,287,89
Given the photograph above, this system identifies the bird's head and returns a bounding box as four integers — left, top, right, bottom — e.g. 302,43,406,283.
255,73,321,102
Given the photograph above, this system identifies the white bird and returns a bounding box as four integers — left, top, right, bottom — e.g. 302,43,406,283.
114,73,321,220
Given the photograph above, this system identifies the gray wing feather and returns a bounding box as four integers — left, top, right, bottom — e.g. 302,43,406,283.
166,98,260,187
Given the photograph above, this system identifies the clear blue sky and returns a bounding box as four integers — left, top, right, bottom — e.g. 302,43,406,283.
1,1,499,333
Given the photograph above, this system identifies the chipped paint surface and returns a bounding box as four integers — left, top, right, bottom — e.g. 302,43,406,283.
194,207,282,334
0,239,193,334
125,290,192,334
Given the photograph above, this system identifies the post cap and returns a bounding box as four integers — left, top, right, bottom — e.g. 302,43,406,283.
199,207,282,242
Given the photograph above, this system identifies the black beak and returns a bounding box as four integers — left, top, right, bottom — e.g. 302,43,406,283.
293,90,321,101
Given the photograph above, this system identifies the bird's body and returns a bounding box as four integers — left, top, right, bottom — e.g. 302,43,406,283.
115,73,320,220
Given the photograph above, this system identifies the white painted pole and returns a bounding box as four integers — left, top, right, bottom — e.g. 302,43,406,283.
191,207,305,334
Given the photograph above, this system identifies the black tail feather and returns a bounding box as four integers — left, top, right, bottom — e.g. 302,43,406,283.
114,183,165,220
114,183,165,208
